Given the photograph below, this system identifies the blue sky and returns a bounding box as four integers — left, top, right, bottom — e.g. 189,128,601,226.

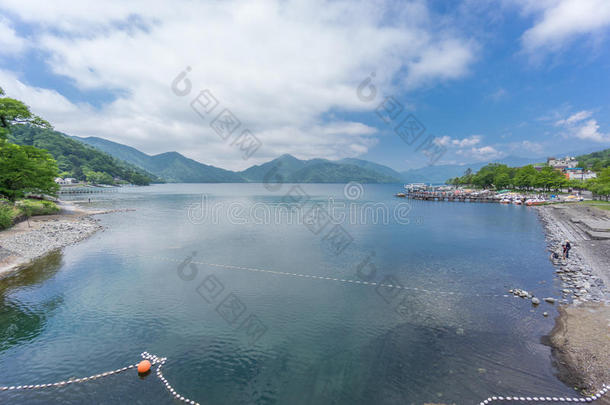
1,0,609,171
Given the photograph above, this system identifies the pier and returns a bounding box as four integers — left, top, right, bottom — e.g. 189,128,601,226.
58,186,119,195
406,191,502,203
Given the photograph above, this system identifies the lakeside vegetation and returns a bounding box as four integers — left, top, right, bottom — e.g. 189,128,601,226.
9,125,159,185
0,86,162,230
0,86,64,229
446,160,610,200
0,198,61,230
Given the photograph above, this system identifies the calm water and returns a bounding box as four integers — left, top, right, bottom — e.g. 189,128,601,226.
0,184,573,404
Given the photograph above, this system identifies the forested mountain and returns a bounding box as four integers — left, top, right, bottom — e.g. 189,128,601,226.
238,154,401,183
75,136,245,183
9,126,159,185
286,161,400,183
75,136,403,183
338,158,403,180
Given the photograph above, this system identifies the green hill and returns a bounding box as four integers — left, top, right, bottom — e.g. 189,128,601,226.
8,126,159,185
338,158,403,180
577,148,610,171
74,136,402,184
287,162,400,183
239,154,401,183
75,136,245,183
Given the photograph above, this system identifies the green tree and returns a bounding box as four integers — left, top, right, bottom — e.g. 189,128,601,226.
0,142,59,201
0,88,59,201
588,168,610,199
0,87,51,140
494,172,511,189
513,165,537,190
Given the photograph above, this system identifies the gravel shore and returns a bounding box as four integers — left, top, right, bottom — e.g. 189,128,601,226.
537,205,609,304
536,204,610,400
0,203,104,275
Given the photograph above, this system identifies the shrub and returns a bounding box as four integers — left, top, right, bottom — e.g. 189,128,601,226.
0,203,15,229
17,199,60,216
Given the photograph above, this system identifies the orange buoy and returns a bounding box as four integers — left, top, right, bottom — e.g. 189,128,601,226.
137,360,151,374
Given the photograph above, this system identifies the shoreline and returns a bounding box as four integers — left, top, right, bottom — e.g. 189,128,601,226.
536,204,610,399
0,201,126,276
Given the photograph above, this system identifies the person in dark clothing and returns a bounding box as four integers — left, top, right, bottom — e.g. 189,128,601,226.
564,240,571,259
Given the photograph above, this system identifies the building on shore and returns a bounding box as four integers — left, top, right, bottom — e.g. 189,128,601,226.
547,156,578,170
54,177,77,185
564,168,597,181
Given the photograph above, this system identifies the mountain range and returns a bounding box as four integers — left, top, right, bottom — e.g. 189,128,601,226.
20,131,598,185
74,136,403,183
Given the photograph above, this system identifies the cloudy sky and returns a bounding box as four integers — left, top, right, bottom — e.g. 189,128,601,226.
1,0,610,171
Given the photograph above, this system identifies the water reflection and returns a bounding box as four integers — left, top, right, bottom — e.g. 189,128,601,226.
0,251,64,352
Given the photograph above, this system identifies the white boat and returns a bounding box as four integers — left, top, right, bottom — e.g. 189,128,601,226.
404,183,428,192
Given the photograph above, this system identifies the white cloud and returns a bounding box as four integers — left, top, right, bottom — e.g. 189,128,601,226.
555,110,593,126
554,109,610,142
516,0,610,53
0,0,477,169
456,145,504,161
434,135,481,147
518,140,544,154
0,17,26,55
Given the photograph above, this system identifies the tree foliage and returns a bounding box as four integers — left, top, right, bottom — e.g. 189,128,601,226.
447,163,569,191
587,168,610,197
0,140,60,201
577,148,610,172
8,125,156,185
0,86,51,138
0,87,59,201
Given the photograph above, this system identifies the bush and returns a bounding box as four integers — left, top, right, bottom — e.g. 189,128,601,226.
0,203,16,229
17,199,60,216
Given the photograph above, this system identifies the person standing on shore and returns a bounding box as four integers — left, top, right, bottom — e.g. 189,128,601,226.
564,240,571,259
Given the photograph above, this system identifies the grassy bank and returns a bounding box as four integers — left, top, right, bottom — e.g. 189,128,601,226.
0,198,60,230
576,200,610,211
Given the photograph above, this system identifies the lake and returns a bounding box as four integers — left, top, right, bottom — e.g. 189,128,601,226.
0,183,574,404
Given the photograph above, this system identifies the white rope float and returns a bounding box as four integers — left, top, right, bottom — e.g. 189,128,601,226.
479,384,609,404
0,350,606,404
147,254,518,299
0,352,198,405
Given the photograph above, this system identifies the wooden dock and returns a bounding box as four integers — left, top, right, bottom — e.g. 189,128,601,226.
406,191,502,203
58,186,119,195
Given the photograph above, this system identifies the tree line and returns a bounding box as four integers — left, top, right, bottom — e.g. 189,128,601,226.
446,163,610,198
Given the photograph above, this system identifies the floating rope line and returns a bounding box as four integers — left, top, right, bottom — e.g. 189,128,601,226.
146,254,518,299
0,352,198,405
479,384,609,404
1,350,606,404
141,352,199,404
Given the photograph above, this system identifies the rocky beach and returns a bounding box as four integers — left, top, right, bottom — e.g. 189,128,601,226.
0,203,105,275
537,203,610,401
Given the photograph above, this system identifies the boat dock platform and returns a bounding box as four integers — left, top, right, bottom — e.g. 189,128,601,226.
406,191,501,203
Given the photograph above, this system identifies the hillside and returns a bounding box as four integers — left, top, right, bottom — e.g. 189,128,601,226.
287,162,400,183
8,126,159,185
75,136,245,183
338,158,403,180
239,154,401,183
75,136,403,183
577,148,610,171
